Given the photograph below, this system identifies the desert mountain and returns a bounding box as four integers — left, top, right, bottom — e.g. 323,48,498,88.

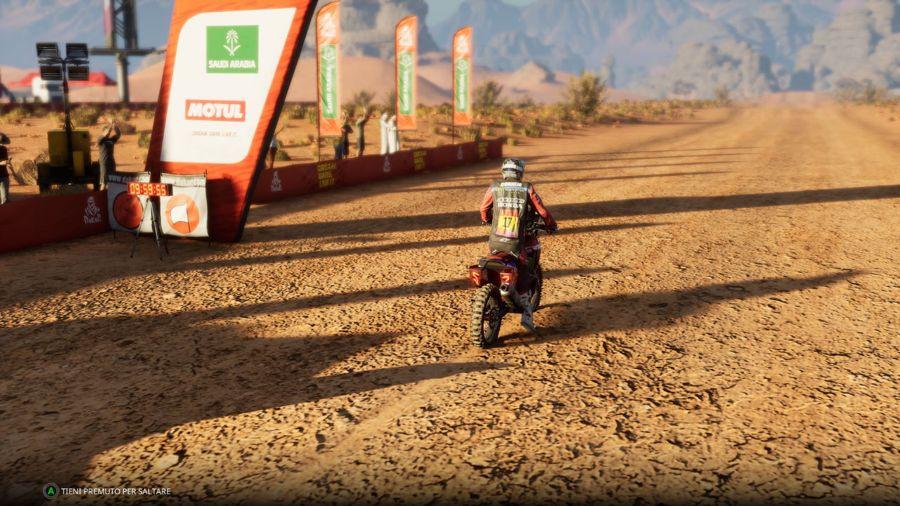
67,55,600,105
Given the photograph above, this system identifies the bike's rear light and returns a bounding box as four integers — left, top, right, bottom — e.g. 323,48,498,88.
468,266,484,287
499,269,517,287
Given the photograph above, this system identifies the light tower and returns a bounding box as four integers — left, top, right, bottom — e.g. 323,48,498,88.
90,0,156,103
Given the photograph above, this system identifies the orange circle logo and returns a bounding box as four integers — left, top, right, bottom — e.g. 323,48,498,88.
165,194,201,234
113,192,143,230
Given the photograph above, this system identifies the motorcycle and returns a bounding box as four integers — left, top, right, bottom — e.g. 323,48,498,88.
467,220,549,347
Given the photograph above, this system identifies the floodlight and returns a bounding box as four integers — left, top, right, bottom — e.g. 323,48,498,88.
67,65,90,81
66,43,90,61
36,42,61,61
39,64,64,81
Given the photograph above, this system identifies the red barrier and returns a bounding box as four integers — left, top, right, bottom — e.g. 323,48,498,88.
0,191,109,253
0,138,504,254
251,138,504,203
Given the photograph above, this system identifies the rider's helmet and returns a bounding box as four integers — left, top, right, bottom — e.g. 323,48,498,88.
501,158,525,181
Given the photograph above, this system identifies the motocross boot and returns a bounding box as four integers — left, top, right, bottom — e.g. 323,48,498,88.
520,293,536,332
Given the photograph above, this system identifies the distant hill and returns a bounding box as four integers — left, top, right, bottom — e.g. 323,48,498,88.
3,0,898,99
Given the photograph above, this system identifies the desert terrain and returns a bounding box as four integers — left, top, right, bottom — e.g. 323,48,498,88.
1,102,898,504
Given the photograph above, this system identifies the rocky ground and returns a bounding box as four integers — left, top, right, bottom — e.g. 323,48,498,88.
1,105,898,504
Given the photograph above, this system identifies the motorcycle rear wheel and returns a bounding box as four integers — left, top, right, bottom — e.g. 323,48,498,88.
471,284,502,347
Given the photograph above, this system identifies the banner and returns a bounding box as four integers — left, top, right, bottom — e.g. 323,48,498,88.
145,0,318,242
316,2,341,137
160,173,209,238
107,171,154,233
395,16,417,131
452,26,473,127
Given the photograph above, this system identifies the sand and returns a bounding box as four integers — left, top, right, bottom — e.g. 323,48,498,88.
1,104,898,504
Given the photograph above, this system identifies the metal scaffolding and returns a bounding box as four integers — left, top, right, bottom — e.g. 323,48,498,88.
90,0,156,103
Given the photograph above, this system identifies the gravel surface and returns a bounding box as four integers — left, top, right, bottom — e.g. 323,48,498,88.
1,105,898,505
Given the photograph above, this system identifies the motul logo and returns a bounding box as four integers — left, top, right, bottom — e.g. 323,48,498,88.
184,100,246,122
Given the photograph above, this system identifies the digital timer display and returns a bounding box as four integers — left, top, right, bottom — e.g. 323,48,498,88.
128,182,171,196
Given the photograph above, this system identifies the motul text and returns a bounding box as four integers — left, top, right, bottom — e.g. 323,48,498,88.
184,100,246,122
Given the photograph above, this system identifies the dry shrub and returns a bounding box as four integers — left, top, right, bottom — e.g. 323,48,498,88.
11,159,39,185
71,106,102,127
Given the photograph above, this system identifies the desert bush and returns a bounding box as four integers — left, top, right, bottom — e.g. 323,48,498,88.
860,80,888,104
474,81,503,113
566,72,606,119
506,137,518,146
714,85,732,105
284,104,306,120
306,106,317,124
137,131,152,148
11,159,38,185
350,90,376,113
117,122,137,135
2,107,28,124
381,90,397,115
143,109,155,119
524,119,543,138
71,105,102,127
461,126,482,142
274,150,291,161
437,102,452,118
516,95,536,109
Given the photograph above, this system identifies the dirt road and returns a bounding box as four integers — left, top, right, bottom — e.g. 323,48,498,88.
1,105,898,504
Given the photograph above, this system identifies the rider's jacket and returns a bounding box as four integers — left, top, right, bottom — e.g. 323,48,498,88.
480,179,557,254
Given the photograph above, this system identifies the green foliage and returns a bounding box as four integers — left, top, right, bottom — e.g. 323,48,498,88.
284,104,306,120
506,137,519,146
70,105,102,127
306,106,317,124
833,78,888,104
350,90,376,113
274,150,291,161
566,72,606,119
2,107,28,124
474,81,503,113
714,85,732,105
461,126,482,142
523,119,543,138
381,90,397,115
137,131,152,148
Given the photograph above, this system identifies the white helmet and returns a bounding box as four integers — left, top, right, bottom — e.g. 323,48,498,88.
501,158,525,180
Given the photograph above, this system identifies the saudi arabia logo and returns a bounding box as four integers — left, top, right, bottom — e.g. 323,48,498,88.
207,25,259,74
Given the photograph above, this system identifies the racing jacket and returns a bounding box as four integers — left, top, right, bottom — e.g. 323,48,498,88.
480,179,557,255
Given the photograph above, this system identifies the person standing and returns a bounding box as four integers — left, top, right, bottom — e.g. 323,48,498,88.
387,115,399,153
379,112,389,155
266,135,279,170
355,108,370,157
333,113,353,160
96,120,121,191
0,134,10,205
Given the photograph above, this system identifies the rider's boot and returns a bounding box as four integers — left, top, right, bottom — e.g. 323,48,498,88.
520,294,536,332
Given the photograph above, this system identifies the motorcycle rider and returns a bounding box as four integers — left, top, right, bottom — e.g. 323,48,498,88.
480,158,558,331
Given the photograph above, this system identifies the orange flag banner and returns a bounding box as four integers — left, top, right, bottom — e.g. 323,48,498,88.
395,16,418,131
316,2,341,137
452,26,473,127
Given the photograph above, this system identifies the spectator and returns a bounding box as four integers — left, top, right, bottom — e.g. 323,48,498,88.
341,113,353,159
379,112,389,155
0,133,9,205
267,135,278,170
387,115,399,153
355,108,370,157
97,119,121,191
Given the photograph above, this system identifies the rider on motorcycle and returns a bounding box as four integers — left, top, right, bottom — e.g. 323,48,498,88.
480,158,558,330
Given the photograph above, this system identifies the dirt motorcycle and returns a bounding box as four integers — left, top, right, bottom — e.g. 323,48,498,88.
468,219,550,347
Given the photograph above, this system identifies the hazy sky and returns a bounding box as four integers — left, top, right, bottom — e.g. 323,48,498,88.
426,0,536,24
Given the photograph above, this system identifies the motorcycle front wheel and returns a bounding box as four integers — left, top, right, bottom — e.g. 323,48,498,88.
471,284,502,347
